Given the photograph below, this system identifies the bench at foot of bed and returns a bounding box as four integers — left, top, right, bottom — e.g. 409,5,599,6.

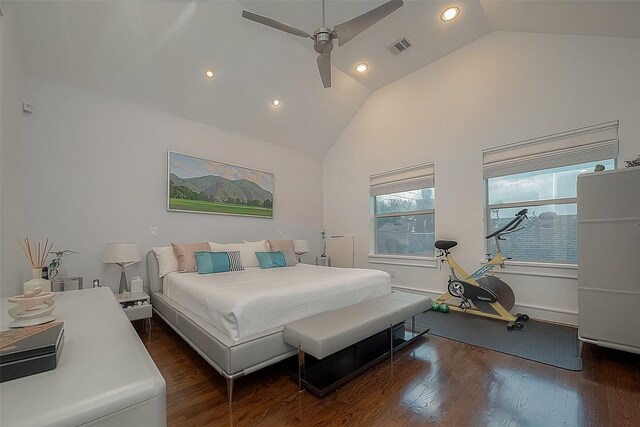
283,291,431,396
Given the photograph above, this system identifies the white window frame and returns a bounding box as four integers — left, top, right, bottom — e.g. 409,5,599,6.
483,121,618,267
368,163,436,268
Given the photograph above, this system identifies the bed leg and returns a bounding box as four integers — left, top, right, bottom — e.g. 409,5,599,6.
411,316,416,335
298,346,305,392
227,377,234,404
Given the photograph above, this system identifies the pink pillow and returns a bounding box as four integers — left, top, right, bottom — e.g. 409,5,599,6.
171,242,210,272
268,239,294,252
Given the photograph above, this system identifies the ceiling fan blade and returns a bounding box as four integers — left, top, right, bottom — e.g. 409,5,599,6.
317,52,331,88
334,0,403,47
242,10,313,39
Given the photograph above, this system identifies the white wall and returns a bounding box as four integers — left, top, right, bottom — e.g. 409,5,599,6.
0,3,27,298
323,31,640,325
5,75,323,296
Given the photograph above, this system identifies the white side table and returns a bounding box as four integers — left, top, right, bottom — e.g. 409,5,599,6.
114,291,152,330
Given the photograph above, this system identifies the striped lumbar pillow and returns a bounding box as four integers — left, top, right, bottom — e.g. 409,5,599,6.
255,251,287,269
195,251,244,274
280,250,298,266
255,251,297,268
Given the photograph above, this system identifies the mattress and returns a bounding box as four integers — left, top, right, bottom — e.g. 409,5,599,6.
163,264,391,340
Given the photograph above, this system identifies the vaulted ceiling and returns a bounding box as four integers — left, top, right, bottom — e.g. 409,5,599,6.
7,0,640,157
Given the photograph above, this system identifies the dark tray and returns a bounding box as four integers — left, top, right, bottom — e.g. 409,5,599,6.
0,322,65,383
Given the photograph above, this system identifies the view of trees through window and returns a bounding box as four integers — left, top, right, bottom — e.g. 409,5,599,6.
374,188,435,256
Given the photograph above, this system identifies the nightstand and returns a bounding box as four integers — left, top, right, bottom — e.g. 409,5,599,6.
114,291,152,330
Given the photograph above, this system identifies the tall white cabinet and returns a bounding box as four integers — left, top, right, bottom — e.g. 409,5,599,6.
577,167,640,354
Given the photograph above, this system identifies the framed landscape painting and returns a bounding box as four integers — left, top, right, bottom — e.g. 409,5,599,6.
168,151,274,218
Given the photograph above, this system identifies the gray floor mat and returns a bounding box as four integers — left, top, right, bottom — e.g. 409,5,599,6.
415,310,582,371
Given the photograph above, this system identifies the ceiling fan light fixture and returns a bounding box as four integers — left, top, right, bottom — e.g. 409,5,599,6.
441,7,459,22
355,63,369,73
205,68,215,78
272,99,281,107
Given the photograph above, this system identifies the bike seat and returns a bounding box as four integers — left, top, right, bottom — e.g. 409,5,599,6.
435,240,458,250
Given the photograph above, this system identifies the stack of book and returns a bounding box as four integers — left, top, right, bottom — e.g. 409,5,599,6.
0,322,64,382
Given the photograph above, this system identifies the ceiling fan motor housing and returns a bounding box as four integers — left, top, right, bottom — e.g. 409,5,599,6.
314,27,335,54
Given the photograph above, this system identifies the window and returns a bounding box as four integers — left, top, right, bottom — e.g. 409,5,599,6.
483,121,618,264
487,160,614,263
370,163,435,257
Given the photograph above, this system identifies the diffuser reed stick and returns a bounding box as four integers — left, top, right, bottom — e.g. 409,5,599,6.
18,238,54,269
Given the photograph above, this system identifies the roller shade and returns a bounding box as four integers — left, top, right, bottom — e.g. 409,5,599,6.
370,162,434,197
483,121,618,179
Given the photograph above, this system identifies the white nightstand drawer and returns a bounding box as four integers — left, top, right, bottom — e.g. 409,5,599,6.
123,304,152,321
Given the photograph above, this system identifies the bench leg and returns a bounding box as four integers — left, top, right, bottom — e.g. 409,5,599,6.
390,323,394,365
298,346,305,392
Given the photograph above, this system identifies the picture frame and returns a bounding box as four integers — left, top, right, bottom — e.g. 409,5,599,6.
167,151,274,218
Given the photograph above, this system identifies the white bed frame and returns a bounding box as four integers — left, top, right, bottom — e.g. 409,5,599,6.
147,251,297,403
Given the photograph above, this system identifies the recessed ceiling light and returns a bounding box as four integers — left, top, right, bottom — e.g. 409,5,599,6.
355,63,369,73
272,99,280,107
205,68,215,78
441,7,459,22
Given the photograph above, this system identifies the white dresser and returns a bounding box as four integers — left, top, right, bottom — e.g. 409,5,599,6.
577,167,640,354
0,287,166,426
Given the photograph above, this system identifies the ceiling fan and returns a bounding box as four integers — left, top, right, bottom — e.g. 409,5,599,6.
242,0,404,88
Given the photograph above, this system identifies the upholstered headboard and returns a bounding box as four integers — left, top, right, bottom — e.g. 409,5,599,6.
147,251,163,294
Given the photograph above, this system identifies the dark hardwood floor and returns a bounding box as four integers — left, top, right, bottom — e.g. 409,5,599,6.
135,317,640,427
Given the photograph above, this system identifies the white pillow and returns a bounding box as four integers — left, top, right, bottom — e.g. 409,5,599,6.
209,240,268,268
244,240,272,266
153,246,179,278
243,240,270,249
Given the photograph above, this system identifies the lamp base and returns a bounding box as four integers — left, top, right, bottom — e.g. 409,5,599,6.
119,270,129,294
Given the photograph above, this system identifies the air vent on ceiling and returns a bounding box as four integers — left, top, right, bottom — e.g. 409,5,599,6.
387,37,412,55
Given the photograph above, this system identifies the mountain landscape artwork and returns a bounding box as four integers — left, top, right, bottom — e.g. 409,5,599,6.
168,152,273,218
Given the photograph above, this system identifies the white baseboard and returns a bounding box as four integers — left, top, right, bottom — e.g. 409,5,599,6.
513,303,577,326
391,285,578,326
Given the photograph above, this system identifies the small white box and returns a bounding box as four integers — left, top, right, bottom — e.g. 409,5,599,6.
316,256,331,267
130,277,144,293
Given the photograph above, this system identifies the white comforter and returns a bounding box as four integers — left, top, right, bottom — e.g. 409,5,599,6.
163,264,391,341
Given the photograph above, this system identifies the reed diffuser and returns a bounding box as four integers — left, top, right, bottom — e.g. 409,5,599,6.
19,238,54,293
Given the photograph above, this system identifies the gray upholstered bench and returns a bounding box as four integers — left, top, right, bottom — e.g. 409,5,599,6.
283,291,431,395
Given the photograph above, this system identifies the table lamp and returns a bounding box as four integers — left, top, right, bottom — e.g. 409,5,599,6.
293,240,309,263
102,242,141,294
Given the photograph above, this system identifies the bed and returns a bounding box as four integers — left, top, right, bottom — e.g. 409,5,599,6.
147,251,391,402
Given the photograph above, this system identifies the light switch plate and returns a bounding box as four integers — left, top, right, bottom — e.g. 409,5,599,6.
150,227,158,237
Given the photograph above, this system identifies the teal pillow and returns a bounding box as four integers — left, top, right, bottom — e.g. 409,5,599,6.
255,251,286,269
195,251,244,274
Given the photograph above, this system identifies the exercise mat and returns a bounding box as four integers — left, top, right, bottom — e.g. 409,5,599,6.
415,310,582,371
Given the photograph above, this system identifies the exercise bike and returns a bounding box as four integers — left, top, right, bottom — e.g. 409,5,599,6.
434,209,530,330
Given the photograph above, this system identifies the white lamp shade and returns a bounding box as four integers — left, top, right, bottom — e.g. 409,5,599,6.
293,240,309,254
102,243,142,265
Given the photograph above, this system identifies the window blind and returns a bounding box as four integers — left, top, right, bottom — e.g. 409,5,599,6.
483,121,618,179
370,162,434,196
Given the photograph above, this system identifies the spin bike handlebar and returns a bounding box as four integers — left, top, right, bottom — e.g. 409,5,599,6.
485,209,528,239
